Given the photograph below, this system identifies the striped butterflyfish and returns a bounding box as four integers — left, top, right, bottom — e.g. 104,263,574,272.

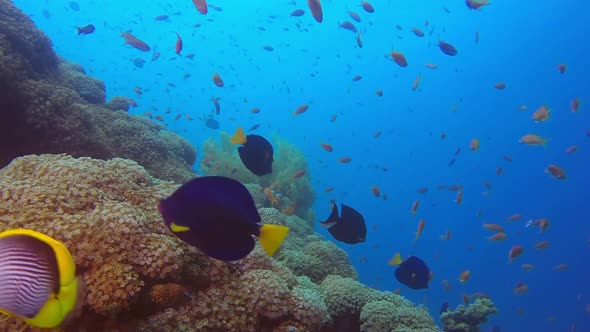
0,229,79,328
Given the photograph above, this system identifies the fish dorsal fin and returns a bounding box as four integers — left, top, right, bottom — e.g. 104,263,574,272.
231,127,247,145
258,224,289,256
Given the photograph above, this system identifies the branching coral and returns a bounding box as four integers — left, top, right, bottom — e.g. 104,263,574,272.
440,298,497,332
200,132,316,220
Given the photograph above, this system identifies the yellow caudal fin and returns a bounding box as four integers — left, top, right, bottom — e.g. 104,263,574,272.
388,252,402,266
259,224,289,257
230,127,247,145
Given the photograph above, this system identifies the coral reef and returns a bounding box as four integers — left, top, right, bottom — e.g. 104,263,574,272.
0,0,195,183
0,154,440,332
200,132,316,220
440,298,498,332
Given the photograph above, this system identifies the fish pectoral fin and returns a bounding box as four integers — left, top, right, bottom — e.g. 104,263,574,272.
170,223,191,233
258,224,289,257
388,252,402,266
230,127,247,145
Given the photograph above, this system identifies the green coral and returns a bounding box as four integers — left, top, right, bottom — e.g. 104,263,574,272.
200,132,316,220
440,298,498,332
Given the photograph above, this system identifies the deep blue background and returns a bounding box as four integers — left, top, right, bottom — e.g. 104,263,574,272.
14,1,590,331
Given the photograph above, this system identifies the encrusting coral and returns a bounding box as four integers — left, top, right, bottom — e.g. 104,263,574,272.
0,0,196,183
440,298,498,332
0,153,441,331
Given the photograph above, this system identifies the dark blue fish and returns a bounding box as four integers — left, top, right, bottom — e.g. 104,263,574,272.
158,176,289,261
133,58,145,68
439,41,458,56
231,128,273,176
205,118,219,129
395,256,430,290
320,202,366,244
440,302,449,315
68,1,80,11
76,24,95,35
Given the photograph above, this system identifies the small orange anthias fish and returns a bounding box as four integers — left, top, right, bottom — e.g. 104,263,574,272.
293,170,306,179
534,240,551,250
519,134,547,145
371,185,381,198
373,130,382,138
528,218,550,232
324,186,334,193
469,138,480,151
361,1,375,13
494,82,506,90
339,157,352,163
565,145,577,154
458,270,470,283
488,232,507,241
521,263,535,271
375,89,384,97
466,0,490,10
174,32,183,56
307,0,323,23
532,105,551,122
294,104,309,116
391,51,408,67
121,32,151,51
415,219,425,239
571,98,581,112
410,199,420,215
508,245,524,263
505,213,522,222
320,142,333,152
546,164,567,180
482,223,504,232
212,73,224,87
192,0,208,14
412,73,422,91
440,229,451,241
557,63,566,74
514,281,528,295
454,189,463,204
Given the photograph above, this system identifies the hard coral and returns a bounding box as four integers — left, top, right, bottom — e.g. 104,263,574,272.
360,300,441,332
0,0,196,183
278,236,358,283
440,298,498,332
0,154,189,319
85,262,144,317
59,60,106,104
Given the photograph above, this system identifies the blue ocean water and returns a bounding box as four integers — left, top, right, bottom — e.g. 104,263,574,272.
13,0,590,331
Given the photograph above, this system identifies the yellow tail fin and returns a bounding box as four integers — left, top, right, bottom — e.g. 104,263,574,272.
230,127,247,145
259,224,289,257
388,252,402,266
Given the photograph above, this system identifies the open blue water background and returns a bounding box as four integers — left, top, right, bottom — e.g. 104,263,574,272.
13,1,590,331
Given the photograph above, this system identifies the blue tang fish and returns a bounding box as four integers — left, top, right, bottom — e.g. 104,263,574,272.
391,255,430,290
320,201,366,244
0,229,79,328
159,176,289,261
231,127,273,176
